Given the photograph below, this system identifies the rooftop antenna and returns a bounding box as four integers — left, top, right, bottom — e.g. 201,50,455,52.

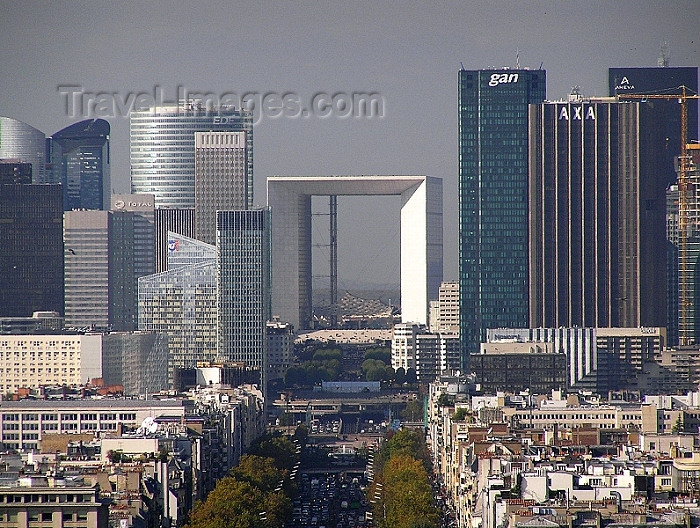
658,40,670,67
460,62,465,71
516,48,520,69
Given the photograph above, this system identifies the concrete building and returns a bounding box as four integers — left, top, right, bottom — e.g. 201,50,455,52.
486,327,665,394
194,131,249,245
529,97,669,331
267,175,442,329
64,206,154,331
138,232,217,384
216,209,271,384
0,334,102,395
266,320,294,382
49,119,110,211
437,281,459,335
0,479,108,528
458,68,546,361
471,341,567,395
130,103,253,209
0,399,186,451
0,117,47,183
0,183,64,318
391,323,422,372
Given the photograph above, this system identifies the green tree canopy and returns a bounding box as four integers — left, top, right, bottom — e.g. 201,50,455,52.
230,455,284,493
364,347,391,364
185,478,290,528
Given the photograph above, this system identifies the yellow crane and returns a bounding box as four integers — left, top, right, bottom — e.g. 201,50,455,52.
618,86,700,345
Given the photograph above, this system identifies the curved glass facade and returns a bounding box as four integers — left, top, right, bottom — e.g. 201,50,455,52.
0,117,46,183
130,105,253,209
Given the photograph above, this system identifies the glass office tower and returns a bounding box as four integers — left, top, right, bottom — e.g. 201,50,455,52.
217,209,271,376
50,119,110,211
0,117,47,183
130,103,253,209
458,68,546,363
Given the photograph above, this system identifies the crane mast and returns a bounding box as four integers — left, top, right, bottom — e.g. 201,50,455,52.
618,87,699,345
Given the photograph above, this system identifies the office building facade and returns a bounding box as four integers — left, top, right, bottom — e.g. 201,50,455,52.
486,327,665,394
101,331,169,396
64,207,153,331
154,208,195,272
458,68,546,363
0,334,102,395
216,209,271,375
0,117,47,183
138,232,218,383
0,183,64,317
529,99,668,331
49,119,110,210
130,104,253,209
609,67,698,185
195,131,249,245
0,161,32,184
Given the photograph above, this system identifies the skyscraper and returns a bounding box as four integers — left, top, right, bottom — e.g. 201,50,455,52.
609,67,698,184
138,232,218,384
153,208,195,272
0,161,32,184
609,66,699,345
195,131,249,245
0,117,47,183
130,104,253,209
64,203,155,331
216,209,271,377
0,182,63,317
458,68,546,362
49,119,111,211
528,98,668,329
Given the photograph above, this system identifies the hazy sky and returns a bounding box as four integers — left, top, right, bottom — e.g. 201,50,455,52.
1,1,698,291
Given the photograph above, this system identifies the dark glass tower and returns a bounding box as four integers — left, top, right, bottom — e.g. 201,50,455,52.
458,68,546,363
0,183,64,317
528,99,668,331
609,67,698,186
49,119,110,211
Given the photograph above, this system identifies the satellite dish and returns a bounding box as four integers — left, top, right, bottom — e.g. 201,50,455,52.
141,417,158,435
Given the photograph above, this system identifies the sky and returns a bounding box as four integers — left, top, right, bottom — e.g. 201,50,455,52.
1,0,698,292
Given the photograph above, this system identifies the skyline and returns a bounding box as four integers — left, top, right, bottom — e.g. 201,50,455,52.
1,0,698,287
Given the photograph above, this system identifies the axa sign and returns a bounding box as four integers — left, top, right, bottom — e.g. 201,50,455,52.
558,105,596,120
488,73,519,87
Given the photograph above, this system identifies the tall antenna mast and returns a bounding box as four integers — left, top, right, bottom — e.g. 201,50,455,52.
516,48,520,69
658,40,670,67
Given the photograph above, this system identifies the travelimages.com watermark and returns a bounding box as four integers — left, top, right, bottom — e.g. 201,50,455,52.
58,85,385,125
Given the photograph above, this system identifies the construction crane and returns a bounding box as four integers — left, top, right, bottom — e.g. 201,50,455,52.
618,86,700,345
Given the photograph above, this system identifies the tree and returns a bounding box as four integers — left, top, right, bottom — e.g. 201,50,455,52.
452,407,469,421
230,455,284,493
436,392,452,407
401,399,424,422
247,434,297,471
185,478,289,528
377,454,440,528
365,347,391,364
394,367,406,385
